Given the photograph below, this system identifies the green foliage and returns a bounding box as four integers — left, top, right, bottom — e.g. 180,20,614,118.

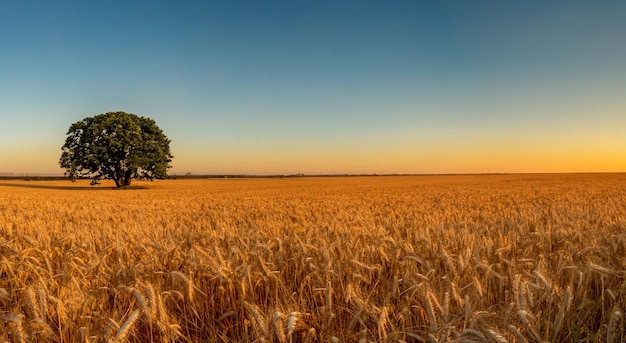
60,111,173,187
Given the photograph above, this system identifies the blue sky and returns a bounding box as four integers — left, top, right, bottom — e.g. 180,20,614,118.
1,1,625,175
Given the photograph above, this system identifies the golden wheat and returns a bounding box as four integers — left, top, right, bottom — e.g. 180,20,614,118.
0,174,624,342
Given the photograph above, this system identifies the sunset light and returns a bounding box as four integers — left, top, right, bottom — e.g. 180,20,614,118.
1,1,625,174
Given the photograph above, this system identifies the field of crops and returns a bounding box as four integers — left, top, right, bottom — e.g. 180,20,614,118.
0,174,625,342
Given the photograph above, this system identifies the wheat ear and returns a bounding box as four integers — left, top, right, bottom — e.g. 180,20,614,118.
113,309,140,343
607,310,622,343
303,328,316,343
171,271,195,303
273,311,286,343
244,301,267,338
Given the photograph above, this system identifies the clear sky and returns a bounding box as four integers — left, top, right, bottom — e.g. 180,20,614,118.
1,1,625,175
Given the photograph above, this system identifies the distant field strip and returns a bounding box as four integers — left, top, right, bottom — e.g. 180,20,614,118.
0,174,625,342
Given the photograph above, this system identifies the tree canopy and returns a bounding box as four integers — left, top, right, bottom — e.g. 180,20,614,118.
60,111,173,187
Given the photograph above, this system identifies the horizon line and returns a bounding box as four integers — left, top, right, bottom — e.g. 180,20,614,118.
1,171,624,180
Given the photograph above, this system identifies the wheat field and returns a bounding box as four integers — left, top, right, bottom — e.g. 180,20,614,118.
0,174,624,342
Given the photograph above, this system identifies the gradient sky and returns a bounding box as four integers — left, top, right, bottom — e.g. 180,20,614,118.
1,1,625,175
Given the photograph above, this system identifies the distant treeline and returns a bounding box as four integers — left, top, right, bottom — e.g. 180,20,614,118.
0,173,422,181
168,173,417,179
0,176,68,181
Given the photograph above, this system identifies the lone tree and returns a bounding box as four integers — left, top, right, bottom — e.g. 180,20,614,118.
60,111,173,187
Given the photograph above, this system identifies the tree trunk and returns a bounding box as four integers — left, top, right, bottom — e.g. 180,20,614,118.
113,165,132,187
123,169,132,186
114,171,127,187
114,176,132,187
